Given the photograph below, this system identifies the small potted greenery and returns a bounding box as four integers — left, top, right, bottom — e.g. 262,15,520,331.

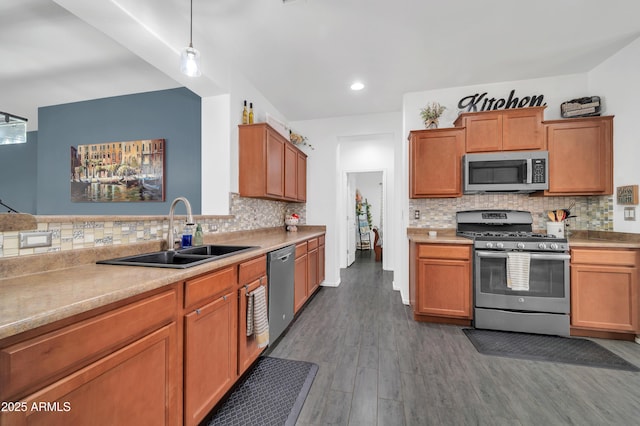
420,102,446,129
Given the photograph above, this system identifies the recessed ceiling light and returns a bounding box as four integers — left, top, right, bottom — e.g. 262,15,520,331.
350,82,365,91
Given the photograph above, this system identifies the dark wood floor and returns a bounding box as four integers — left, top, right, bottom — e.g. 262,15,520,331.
269,251,640,426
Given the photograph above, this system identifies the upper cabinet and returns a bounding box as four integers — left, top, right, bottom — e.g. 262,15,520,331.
409,127,465,198
454,106,545,152
239,123,307,202
544,116,613,196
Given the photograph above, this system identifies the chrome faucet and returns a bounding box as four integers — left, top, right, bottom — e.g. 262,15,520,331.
167,197,194,251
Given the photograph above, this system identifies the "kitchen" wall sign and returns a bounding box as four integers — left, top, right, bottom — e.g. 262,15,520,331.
458,89,547,112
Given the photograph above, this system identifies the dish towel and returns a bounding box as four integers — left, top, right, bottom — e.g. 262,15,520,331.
251,285,270,348
506,252,531,291
246,288,255,337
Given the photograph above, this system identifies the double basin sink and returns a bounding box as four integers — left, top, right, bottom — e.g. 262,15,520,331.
98,245,257,269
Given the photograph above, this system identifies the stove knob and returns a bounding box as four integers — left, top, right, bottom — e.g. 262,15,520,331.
496,242,504,249
516,242,525,250
538,242,547,250
485,242,494,249
550,243,558,250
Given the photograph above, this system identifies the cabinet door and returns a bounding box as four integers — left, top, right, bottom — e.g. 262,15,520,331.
238,277,268,375
318,242,325,284
416,258,471,318
265,128,284,197
184,291,237,426
409,128,465,198
502,108,544,150
571,264,638,332
1,324,178,426
545,117,613,195
307,248,319,295
284,143,298,200
294,253,308,313
297,153,307,202
463,113,502,152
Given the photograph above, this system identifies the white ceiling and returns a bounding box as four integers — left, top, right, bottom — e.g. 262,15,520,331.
2,0,640,130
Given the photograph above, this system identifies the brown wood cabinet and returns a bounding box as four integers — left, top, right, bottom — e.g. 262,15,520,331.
454,106,545,152
409,127,465,198
409,242,472,325
183,266,238,426
293,235,325,314
239,123,307,202
0,288,180,426
237,255,268,376
570,248,639,339
544,116,613,196
294,242,308,314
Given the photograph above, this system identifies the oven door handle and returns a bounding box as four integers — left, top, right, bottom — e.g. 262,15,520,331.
476,251,571,261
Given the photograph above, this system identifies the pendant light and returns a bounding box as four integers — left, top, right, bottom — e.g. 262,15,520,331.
180,0,201,77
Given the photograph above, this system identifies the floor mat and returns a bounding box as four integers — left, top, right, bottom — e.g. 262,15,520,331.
463,328,639,372
203,356,318,426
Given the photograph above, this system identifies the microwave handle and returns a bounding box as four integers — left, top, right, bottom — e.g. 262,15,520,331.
525,159,532,184
476,251,571,261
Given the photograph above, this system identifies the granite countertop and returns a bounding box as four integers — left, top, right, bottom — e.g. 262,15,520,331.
406,228,473,245
0,227,325,341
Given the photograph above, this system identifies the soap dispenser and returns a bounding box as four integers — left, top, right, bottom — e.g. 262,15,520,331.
194,224,204,246
181,223,194,248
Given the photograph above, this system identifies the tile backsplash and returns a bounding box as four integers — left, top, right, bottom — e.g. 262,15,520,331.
0,193,306,258
409,194,613,231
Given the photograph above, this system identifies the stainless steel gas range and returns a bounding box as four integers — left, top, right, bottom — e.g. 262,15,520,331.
456,210,571,336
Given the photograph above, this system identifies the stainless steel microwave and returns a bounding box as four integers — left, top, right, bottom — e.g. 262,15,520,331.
463,151,549,194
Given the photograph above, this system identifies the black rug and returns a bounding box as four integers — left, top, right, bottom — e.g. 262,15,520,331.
203,357,318,426
463,328,639,372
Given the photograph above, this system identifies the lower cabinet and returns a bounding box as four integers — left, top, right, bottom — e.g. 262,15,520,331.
294,235,325,314
570,248,639,338
294,242,309,314
307,238,320,295
184,289,237,426
409,242,472,325
237,255,268,376
0,288,180,426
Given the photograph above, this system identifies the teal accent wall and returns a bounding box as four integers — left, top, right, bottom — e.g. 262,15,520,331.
36,87,201,214
0,131,38,214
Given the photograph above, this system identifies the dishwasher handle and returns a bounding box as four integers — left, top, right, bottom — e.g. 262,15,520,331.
277,253,292,262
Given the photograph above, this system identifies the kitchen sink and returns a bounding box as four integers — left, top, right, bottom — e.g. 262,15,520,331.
177,244,256,256
97,245,258,269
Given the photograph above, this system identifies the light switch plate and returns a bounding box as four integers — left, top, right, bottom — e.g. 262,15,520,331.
624,207,636,221
19,231,53,248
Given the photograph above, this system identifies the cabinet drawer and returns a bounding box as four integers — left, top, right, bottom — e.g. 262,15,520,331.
417,244,470,260
308,238,319,250
571,249,638,267
238,255,267,284
185,267,236,309
295,242,308,258
0,288,177,400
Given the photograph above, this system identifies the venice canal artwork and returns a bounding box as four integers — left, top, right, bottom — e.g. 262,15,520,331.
70,139,165,202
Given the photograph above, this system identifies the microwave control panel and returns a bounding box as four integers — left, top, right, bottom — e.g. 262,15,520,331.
532,159,546,183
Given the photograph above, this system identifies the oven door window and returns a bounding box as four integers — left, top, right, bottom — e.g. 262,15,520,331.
468,160,527,185
477,254,566,298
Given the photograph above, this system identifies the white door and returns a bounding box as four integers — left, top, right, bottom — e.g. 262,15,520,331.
346,173,357,266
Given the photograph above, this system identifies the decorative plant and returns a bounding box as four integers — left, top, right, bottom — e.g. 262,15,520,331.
420,102,446,128
289,130,314,150
365,199,373,229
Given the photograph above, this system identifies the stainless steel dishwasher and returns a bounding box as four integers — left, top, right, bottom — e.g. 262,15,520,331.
266,244,295,344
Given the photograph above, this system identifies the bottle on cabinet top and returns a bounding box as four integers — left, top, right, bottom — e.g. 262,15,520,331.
249,102,254,124
242,100,248,125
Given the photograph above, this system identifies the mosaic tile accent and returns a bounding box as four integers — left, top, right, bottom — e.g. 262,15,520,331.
0,193,306,258
409,194,613,232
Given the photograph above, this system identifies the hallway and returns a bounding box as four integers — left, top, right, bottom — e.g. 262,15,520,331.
268,251,640,425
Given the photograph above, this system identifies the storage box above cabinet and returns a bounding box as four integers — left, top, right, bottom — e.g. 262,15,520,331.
239,123,307,202
454,106,545,152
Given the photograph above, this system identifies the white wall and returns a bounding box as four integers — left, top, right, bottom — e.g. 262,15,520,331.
589,36,640,233
289,112,402,288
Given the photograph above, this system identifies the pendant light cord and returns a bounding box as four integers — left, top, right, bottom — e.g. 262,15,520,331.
189,0,194,48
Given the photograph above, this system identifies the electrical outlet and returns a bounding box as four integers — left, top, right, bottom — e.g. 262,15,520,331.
414,210,420,220
624,207,636,221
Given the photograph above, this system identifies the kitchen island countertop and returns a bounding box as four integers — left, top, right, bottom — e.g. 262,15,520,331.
0,226,325,341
